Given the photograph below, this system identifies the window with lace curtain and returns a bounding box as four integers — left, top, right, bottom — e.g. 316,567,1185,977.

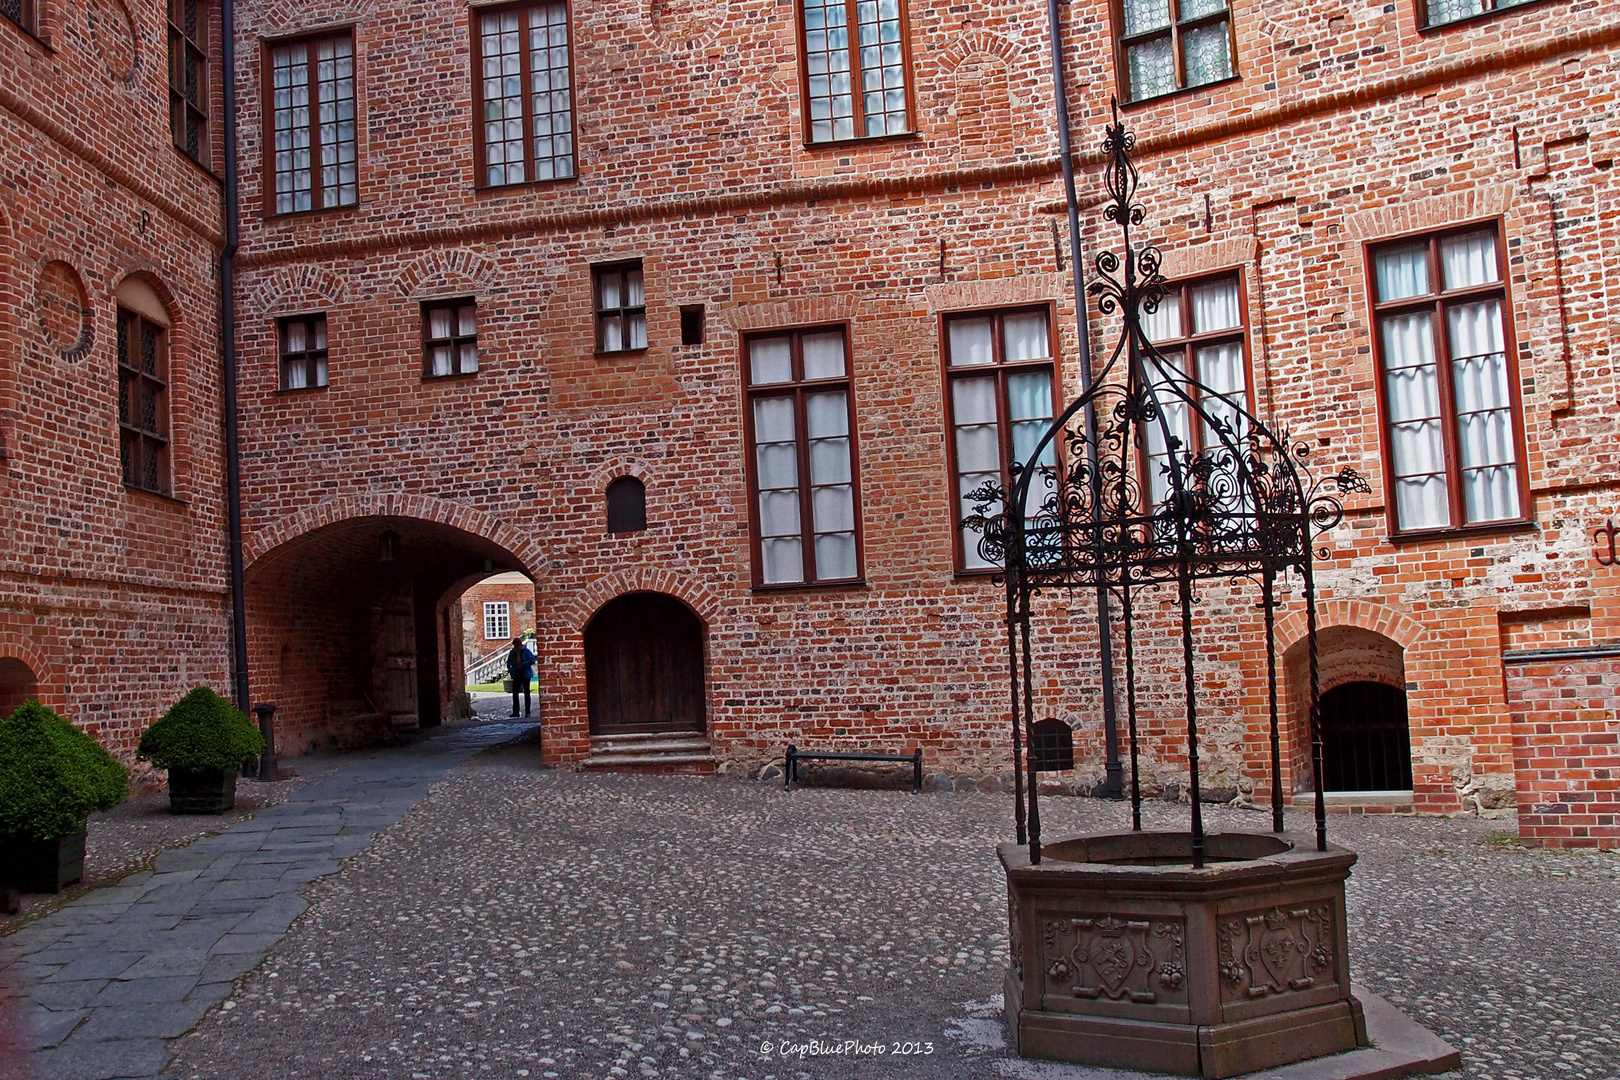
1420,0,1539,30
1117,0,1236,103
1371,225,1525,534
1138,273,1251,507
799,0,912,143
593,262,646,353
278,313,329,391
744,327,863,586
422,299,478,377
267,31,358,215
943,307,1058,572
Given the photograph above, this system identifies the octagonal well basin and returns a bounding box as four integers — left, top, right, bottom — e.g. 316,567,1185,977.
1001,831,1367,1079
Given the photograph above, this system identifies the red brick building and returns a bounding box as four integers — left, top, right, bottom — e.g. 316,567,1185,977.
4,0,1618,846
459,572,536,676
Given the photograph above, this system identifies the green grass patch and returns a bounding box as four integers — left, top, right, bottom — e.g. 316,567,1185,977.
467,682,506,693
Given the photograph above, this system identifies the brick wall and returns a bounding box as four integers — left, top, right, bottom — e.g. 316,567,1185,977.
1507,659,1620,849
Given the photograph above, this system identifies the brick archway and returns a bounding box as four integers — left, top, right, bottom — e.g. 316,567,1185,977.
558,567,720,633
1274,598,1426,657
0,628,50,715
245,494,544,580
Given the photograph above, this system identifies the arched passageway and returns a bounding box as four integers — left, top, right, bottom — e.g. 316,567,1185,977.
245,515,533,753
585,593,705,736
1285,624,1413,793
0,657,38,716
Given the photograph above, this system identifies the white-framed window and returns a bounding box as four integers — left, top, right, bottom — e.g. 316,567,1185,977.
483,601,511,640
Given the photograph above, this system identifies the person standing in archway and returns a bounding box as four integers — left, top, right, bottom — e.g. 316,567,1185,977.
505,636,536,718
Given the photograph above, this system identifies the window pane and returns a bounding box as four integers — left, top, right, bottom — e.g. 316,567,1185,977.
1425,0,1486,25
1190,280,1240,335
1195,342,1247,445
802,331,847,380
802,0,855,142
805,391,849,438
1375,243,1430,302
458,304,478,336
757,443,799,489
750,337,794,385
626,267,644,307
1179,0,1228,17
947,318,995,367
1127,37,1176,101
814,532,857,580
1003,312,1051,361
753,395,797,444
955,423,1000,474
759,490,802,535
761,537,804,584
1121,0,1171,36
459,343,479,373
809,436,852,485
1182,21,1233,88
600,314,623,352
812,484,855,533
431,345,452,377
1440,230,1500,290
429,308,452,339
1141,292,1182,343
1008,372,1054,470
313,317,327,349
284,321,305,352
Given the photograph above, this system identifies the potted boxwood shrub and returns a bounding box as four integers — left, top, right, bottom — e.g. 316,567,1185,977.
0,700,129,893
138,687,265,814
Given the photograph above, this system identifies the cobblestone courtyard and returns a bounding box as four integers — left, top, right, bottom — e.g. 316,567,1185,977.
5,726,1619,1080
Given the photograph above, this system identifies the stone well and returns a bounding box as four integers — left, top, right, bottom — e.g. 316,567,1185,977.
1000,831,1367,1079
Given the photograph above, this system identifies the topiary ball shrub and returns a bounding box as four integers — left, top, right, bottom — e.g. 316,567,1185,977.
0,699,130,841
137,687,266,773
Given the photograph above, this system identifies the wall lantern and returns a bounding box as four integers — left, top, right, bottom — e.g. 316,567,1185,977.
379,530,400,563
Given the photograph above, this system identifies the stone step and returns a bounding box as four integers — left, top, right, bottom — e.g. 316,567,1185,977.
583,731,716,775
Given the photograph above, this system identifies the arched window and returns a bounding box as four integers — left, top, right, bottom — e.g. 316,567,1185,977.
606,477,647,534
115,278,172,496
1029,717,1074,773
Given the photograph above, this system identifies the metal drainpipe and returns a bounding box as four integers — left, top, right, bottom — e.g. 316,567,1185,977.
1045,0,1123,797
220,0,250,713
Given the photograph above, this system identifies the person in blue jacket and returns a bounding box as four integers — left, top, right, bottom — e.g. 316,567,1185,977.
505,636,536,718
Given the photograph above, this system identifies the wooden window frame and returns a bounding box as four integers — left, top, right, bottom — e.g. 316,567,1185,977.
940,303,1062,575
742,323,866,589
276,313,329,392
468,0,579,190
593,260,647,354
483,601,511,640
1,0,38,38
1417,0,1549,32
261,27,359,218
795,0,917,147
116,307,172,498
421,297,479,379
1365,221,1530,540
1113,0,1239,106
168,0,211,163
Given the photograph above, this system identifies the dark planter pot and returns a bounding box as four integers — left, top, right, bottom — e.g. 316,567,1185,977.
168,768,238,814
0,830,87,894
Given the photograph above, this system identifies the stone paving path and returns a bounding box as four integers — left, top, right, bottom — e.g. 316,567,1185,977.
0,722,537,1080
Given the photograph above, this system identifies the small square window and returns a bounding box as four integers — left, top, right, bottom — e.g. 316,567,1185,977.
483,601,511,641
594,262,647,353
680,305,705,347
423,299,479,378
278,313,329,390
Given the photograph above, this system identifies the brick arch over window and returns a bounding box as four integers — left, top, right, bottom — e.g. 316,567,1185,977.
393,249,497,299
244,493,544,578
588,457,654,492
0,627,53,714
241,0,374,37
560,569,720,634
242,263,350,318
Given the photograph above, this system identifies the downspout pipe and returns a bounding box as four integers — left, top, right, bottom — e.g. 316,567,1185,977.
1045,0,1124,797
220,0,250,713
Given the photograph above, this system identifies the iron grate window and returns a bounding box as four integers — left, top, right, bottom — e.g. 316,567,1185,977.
1118,0,1235,103
116,309,172,497
1319,682,1413,792
422,299,478,377
278,313,329,390
1422,0,1538,29
168,0,210,162
1029,718,1075,773
2,0,36,35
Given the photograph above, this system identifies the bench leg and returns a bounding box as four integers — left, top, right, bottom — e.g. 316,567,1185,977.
913,750,922,794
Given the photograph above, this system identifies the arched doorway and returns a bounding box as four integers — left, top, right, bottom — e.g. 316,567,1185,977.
245,514,533,752
0,657,39,716
585,593,705,736
1319,682,1412,792
1285,624,1413,793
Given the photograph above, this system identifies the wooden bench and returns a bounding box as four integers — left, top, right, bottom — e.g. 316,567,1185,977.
783,745,923,794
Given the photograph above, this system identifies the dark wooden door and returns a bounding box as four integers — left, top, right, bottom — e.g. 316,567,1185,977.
1320,681,1412,791
585,593,705,736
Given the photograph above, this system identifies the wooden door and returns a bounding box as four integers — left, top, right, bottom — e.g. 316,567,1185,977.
585,593,705,735
370,584,419,730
